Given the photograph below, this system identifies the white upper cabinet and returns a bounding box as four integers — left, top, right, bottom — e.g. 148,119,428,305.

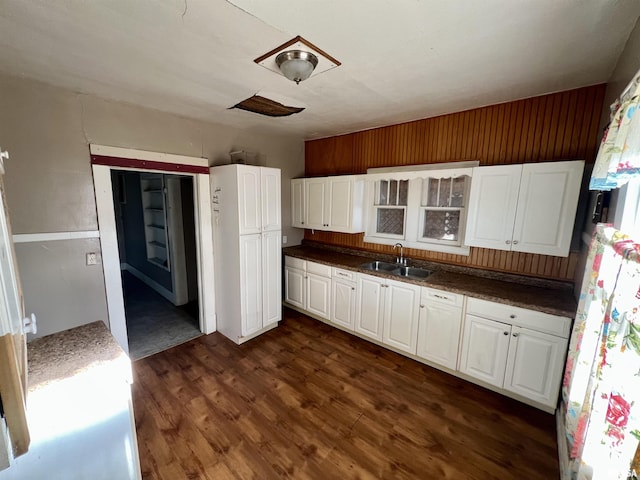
464,165,521,251
328,176,360,232
465,160,584,256
237,166,262,235
236,165,281,235
305,177,329,230
261,167,281,232
512,161,583,256
364,167,473,255
366,178,410,241
291,178,305,228
296,176,364,233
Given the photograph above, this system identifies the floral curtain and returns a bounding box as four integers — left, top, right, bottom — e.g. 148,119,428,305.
590,71,640,191
561,224,640,479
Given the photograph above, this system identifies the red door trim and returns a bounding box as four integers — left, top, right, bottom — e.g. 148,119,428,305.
91,154,209,174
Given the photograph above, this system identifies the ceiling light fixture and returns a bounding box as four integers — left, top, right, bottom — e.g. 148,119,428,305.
275,50,318,84
255,36,340,84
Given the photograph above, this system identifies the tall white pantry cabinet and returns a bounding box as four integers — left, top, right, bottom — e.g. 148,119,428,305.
210,164,282,344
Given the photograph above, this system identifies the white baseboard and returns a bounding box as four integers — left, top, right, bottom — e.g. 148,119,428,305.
122,263,175,305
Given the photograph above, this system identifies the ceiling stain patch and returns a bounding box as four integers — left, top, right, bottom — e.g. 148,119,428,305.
232,95,304,117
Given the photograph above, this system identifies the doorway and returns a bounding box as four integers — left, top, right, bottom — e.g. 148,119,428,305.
111,170,201,359
91,144,216,356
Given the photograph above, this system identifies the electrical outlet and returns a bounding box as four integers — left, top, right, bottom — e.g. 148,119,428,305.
282,235,288,244
86,252,98,265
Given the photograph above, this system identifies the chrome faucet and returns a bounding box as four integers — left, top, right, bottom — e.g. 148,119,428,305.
393,242,407,266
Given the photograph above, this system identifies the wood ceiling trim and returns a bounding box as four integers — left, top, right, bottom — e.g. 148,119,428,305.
254,35,341,66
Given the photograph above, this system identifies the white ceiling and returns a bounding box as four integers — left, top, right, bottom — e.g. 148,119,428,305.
0,0,639,140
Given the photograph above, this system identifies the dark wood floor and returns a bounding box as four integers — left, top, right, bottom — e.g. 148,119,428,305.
132,308,559,479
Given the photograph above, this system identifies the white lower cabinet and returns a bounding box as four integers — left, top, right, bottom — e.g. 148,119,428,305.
355,274,386,341
354,273,420,354
284,257,332,321
331,268,357,331
284,262,306,309
503,326,568,406
283,256,572,412
460,297,571,410
416,288,464,370
382,279,421,355
459,315,511,387
306,271,331,320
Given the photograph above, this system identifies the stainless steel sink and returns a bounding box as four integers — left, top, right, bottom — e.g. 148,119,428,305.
360,260,398,272
360,261,433,280
392,266,433,279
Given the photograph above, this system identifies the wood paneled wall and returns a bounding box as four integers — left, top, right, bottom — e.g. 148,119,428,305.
304,85,607,281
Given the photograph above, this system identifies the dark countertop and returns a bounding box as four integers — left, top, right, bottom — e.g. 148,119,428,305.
283,244,577,318
27,320,132,392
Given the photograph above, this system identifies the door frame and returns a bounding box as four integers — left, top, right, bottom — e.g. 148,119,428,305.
90,144,216,353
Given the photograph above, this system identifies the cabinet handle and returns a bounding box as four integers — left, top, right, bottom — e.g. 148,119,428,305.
420,304,424,308
434,294,448,300
503,331,509,335
351,287,355,291
301,221,304,225
505,240,511,245
512,333,519,337
513,240,519,245
509,314,516,319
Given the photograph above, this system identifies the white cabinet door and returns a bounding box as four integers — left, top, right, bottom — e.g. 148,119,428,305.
306,272,331,320
284,267,305,309
262,231,281,326
261,167,281,232
237,166,262,235
503,326,568,407
459,314,511,388
465,164,521,251
291,178,305,228
512,161,583,256
305,178,328,229
382,279,420,354
416,302,462,370
239,234,262,336
328,177,353,232
331,279,356,331
355,274,385,341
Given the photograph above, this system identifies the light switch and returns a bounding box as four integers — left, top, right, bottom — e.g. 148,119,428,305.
282,235,287,244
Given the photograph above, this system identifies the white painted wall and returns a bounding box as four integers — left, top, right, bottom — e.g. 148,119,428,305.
0,73,304,339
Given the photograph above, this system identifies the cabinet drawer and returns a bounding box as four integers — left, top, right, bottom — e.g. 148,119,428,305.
285,256,306,270
466,297,571,338
333,267,356,281
421,287,464,307
306,261,332,278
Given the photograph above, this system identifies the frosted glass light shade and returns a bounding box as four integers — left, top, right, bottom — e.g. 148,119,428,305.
275,50,318,84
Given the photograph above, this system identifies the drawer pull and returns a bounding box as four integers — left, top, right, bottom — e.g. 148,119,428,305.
509,314,516,319
503,331,509,335
512,333,519,338
434,294,448,300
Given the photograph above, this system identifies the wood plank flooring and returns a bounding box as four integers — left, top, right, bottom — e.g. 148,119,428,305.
132,308,559,479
